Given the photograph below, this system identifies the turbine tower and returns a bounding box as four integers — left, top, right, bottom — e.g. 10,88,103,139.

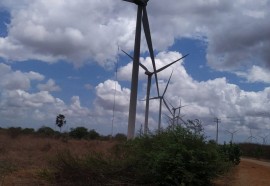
123,0,159,139
122,50,188,134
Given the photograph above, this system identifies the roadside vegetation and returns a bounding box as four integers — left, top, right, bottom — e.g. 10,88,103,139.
239,143,270,160
0,124,243,185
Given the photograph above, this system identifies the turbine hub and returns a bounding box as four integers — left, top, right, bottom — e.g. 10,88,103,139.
128,0,149,6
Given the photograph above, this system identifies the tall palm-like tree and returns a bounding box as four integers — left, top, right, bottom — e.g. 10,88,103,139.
56,114,66,132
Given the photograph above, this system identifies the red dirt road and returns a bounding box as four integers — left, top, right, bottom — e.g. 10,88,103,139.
215,158,270,186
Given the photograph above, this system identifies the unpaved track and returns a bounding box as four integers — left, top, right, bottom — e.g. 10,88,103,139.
215,158,270,186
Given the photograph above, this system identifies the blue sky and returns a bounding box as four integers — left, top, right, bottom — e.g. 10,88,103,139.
0,0,270,143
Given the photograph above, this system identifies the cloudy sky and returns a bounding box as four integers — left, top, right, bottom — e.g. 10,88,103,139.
0,0,270,143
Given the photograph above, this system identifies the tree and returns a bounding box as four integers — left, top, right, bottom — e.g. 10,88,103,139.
69,127,89,139
56,114,66,132
37,126,55,136
88,129,100,140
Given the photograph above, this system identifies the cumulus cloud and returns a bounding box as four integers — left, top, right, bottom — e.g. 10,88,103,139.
37,79,61,92
1,0,270,140
0,0,269,71
235,65,270,83
0,63,44,90
94,52,270,140
0,0,135,67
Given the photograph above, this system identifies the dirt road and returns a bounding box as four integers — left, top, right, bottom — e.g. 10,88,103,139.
215,158,270,186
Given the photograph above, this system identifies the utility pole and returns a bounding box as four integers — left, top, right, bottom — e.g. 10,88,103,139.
214,117,221,144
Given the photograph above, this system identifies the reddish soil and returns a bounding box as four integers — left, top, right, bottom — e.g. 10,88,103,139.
214,158,270,186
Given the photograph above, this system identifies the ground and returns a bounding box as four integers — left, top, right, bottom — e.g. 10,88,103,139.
1,133,270,185
214,158,270,186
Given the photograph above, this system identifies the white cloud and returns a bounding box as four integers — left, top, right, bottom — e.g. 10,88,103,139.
37,79,61,92
94,52,270,140
0,0,269,71
0,63,44,91
235,65,270,83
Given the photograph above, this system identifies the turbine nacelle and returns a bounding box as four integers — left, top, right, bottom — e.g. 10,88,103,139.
123,0,149,6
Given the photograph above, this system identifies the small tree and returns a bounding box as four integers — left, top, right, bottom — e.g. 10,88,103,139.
69,127,89,139
56,114,66,132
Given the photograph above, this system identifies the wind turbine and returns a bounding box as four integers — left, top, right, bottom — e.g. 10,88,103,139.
122,50,188,134
149,70,174,130
225,129,238,143
123,0,160,139
247,129,257,143
258,134,269,145
167,99,189,127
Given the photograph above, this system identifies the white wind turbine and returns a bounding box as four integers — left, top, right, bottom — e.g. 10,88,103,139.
123,0,160,139
122,50,188,134
225,129,238,143
247,129,257,143
149,70,174,130
258,134,269,145
167,99,189,127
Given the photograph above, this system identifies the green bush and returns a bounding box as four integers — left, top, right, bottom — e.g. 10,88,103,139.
37,126,55,136
114,133,127,141
220,142,241,165
88,129,100,140
69,127,89,139
7,127,22,138
121,127,231,185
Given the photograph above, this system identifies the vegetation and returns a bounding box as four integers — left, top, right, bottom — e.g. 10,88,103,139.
46,126,240,186
0,124,245,185
239,143,270,159
56,114,66,132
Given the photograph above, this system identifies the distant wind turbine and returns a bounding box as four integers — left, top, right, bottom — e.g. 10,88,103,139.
123,0,160,139
247,129,257,143
225,129,238,143
258,134,269,145
149,70,174,130
122,49,188,134
167,99,189,127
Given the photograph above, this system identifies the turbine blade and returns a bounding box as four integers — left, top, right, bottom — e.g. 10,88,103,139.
142,7,159,96
163,99,173,115
123,0,148,6
122,49,149,72
123,0,136,4
165,98,174,108
156,54,189,73
163,70,173,97
121,49,133,60
149,96,159,100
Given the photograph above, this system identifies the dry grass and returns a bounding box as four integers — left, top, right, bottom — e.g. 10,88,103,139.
0,132,117,185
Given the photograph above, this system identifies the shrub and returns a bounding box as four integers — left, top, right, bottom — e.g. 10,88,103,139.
7,127,22,138
121,127,231,185
114,133,127,141
37,126,55,136
220,142,241,165
88,129,100,140
22,128,35,134
69,127,88,139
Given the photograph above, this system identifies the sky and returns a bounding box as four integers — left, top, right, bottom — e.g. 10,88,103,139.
0,0,270,143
